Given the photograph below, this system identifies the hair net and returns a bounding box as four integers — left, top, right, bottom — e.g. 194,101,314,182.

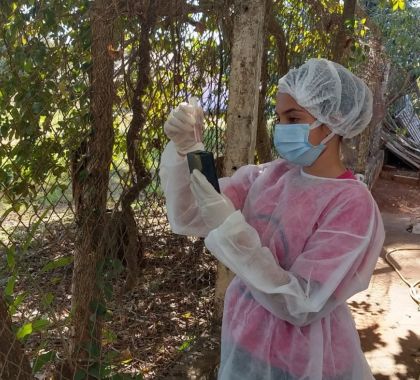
277,58,373,139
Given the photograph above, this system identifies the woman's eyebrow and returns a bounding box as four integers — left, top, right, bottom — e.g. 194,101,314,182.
283,108,303,115
276,107,303,117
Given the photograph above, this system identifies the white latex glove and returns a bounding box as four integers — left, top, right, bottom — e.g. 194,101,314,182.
205,210,291,295
163,97,204,156
190,169,235,231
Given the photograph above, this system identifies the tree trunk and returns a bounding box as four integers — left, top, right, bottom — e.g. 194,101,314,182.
353,38,387,185
256,2,273,164
268,4,288,77
332,0,357,64
0,296,33,380
69,0,115,375
342,17,388,188
215,0,267,318
116,4,157,293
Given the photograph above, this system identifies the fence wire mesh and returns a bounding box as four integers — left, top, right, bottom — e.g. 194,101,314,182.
1,2,230,378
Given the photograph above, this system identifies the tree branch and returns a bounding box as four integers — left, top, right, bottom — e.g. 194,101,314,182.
267,11,288,76
117,0,223,19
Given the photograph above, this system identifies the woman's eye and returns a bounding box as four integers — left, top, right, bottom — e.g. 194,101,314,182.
289,118,299,123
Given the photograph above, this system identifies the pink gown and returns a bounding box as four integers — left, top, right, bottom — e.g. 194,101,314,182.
159,141,385,380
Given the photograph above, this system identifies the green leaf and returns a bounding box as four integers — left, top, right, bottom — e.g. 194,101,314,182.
41,292,54,307
16,318,50,340
41,255,73,272
84,341,100,359
5,276,16,297
103,328,117,344
6,247,16,271
32,351,56,374
177,340,191,351
8,293,26,315
32,318,50,331
177,336,196,352
16,323,32,340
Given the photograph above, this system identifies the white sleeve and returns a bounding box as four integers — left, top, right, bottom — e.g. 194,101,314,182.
205,202,385,326
159,141,210,237
159,141,267,238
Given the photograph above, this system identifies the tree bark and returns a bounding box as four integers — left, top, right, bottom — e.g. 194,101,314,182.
115,3,157,293
332,0,357,64
256,1,273,164
0,296,33,380
256,47,272,164
215,0,268,318
341,21,388,188
267,7,288,77
69,0,115,375
353,38,387,175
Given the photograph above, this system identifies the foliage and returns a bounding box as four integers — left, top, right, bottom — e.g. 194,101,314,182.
0,1,91,211
362,0,420,76
0,0,416,377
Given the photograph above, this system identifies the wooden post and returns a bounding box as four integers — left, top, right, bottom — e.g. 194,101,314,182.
215,0,268,318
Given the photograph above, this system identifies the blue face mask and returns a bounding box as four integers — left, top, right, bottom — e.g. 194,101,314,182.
273,121,335,167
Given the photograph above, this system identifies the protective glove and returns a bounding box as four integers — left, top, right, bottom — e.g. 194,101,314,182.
190,169,235,231
205,210,291,293
163,97,204,156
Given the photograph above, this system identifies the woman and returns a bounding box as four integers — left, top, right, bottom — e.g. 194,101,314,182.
160,58,385,380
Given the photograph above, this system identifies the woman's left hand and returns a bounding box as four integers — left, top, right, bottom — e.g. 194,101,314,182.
190,169,235,230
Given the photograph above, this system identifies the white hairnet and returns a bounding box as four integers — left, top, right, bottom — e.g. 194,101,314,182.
277,58,373,139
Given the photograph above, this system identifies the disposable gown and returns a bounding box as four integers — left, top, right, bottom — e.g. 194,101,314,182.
159,141,385,380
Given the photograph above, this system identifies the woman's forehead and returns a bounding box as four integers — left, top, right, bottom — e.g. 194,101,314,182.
276,93,303,113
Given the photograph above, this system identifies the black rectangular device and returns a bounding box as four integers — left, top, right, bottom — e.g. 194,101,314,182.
187,150,220,193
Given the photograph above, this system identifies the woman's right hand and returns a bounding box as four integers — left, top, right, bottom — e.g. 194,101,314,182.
164,99,204,156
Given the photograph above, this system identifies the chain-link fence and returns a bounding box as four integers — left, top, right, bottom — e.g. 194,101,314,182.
0,2,231,378
0,1,391,379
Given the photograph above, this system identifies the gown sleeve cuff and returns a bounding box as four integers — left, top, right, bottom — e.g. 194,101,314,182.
204,210,290,291
206,210,262,251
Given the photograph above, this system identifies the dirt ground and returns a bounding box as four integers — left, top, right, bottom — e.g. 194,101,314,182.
372,176,420,217
349,176,420,380
2,218,218,380
5,175,418,379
